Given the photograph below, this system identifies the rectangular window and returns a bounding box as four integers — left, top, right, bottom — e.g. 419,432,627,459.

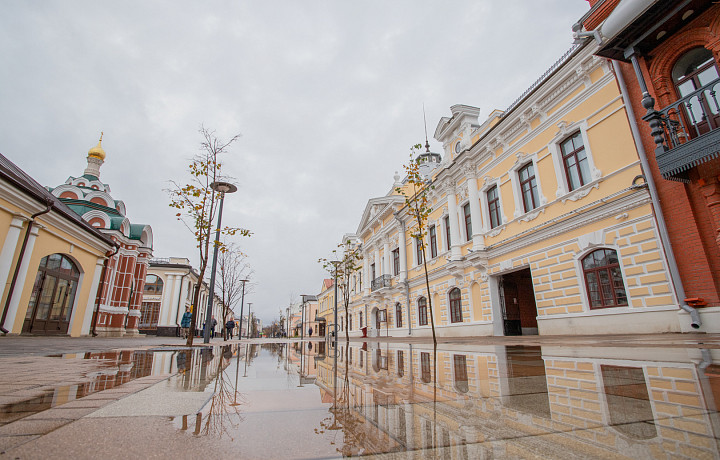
444,215,451,250
392,248,400,275
421,352,431,383
415,237,423,265
395,303,402,328
349,315,353,331
463,204,472,241
359,312,363,328
429,225,437,258
561,132,591,191
487,186,501,229
519,163,539,212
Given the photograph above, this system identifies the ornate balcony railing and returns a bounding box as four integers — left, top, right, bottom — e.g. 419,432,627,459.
371,274,391,292
646,76,720,182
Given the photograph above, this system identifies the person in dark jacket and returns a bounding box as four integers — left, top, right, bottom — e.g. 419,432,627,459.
180,307,192,338
225,316,235,340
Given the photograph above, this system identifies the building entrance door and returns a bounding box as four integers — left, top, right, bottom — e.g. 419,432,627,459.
498,268,538,336
22,254,80,335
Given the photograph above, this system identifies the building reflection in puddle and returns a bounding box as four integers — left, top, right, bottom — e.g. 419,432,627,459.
0,345,243,427
310,342,720,458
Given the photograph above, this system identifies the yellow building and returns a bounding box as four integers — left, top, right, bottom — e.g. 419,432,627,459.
0,153,114,336
317,278,334,336
333,40,693,337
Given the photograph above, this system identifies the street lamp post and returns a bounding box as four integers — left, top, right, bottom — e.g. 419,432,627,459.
203,181,237,344
246,302,252,338
237,279,249,339
330,261,340,344
286,307,290,338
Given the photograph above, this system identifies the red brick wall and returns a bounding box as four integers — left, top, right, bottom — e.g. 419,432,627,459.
615,42,720,305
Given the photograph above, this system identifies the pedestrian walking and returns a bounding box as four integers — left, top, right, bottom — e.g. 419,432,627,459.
180,307,192,339
225,316,235,340
211,316,217,338
308,327,313,337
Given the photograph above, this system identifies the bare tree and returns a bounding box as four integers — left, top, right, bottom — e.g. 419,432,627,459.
319,241,362,343
168,126,250,346
216,242,253,339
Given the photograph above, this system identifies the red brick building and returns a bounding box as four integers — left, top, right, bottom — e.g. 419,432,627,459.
575,0,720,330
49,136,153,336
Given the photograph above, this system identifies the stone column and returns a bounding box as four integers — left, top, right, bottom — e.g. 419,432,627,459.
444,182,463,260
373,248,381,280
397,221,408,282
78,259,105,335
464,167,486,250
382,238,391,276
362,253,370,295
0,216,25,302
3,224,41,333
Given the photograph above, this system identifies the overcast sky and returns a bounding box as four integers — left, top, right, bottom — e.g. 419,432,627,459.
0,1,590,324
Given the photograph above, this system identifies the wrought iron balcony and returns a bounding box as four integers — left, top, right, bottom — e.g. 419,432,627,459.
371,274,391,292
646,76,720,182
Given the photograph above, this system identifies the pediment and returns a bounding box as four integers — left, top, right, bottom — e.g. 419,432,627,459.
356,196,404,236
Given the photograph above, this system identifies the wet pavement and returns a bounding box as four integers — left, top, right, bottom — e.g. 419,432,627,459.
1,334,720,458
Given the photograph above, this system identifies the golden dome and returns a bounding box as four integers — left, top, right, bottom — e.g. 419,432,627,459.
88,132,106,160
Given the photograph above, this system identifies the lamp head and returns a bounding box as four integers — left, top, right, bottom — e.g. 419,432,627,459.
210,181,238,194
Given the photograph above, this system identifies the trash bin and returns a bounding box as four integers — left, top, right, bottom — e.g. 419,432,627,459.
361,326,367,338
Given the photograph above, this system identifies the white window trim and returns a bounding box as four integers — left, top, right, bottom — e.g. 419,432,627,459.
574,243,630,313
459,200,473,242
479,177,507,233
509,153,547,219
548,120,602,200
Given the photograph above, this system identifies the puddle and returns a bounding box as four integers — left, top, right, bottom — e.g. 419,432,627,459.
0,347,227,426
3,341,720,458
170,342,720,459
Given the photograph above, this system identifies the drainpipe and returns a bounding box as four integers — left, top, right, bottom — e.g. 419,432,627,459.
174,270,192,336
0,201,53,334
91,244,120,336
612,59,701,329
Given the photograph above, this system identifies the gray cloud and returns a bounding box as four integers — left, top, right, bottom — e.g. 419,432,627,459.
0,0,589,323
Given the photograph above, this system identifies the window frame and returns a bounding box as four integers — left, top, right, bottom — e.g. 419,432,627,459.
443,215,451,250
548,123,600,198
487,185,501,229
415,237,423,265
449,287,463,323
463,203,472,241
518,162,540,213
392,248,400,276
581,248,628,309
418,296,428,326
429,225,438,258
395,302,403,328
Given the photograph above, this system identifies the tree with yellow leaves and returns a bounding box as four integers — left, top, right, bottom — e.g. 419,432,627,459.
168,126,251,346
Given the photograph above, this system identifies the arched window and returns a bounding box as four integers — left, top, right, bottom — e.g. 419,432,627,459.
417,297,428,326
582,249,627,309
144,274,164,294
672,47,720,136
449,288,463,323
23,254,80,335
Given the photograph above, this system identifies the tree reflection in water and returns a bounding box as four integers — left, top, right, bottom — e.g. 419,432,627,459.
193,344,248,440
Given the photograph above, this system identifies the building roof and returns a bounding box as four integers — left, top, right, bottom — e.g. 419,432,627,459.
0,152,116,248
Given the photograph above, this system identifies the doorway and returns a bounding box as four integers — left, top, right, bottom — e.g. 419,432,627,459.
23,254,80,335
498,268,538,336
